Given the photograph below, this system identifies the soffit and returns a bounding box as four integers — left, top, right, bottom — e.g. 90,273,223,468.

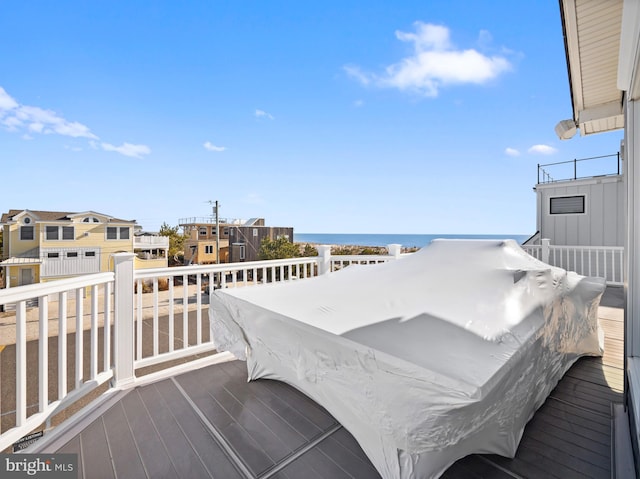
561,0,624,135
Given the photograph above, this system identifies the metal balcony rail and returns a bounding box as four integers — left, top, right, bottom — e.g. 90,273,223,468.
537,153,620,184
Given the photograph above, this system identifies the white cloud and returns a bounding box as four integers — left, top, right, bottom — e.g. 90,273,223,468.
255,109,274,120
101,142,151,159
528,144,557,155
0,91,98,139
0,87,18,110
505,147,520,157
345,22,511,97
203,141,226,152
353,99,364,107
0,86,150,158
344,65,373,86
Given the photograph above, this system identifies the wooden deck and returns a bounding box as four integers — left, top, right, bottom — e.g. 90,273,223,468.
44,287,625,478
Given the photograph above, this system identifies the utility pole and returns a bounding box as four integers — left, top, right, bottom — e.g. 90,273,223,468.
215,200,220,265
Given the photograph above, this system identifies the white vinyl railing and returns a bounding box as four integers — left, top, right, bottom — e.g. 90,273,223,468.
0,246,401,451
0,239,623,451
522,239,624,285
0,273,114,451
131,256,322,370
328,244,402,272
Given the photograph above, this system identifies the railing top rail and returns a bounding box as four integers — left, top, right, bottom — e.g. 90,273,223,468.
548,245,624,251
0,272,114,304
331,255,394,261
538,153,619,169
133,256,320,278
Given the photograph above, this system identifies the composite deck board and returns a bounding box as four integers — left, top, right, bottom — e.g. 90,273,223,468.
56,435,83,479
219,359,338,433
52,288,624,479
119,390,181,479
442,456,516,479
537,400,612,436
565,360,624,391
102,401,148,478
151,379,244,479
77,417,115,479
313,430,383,479
137,382,218,478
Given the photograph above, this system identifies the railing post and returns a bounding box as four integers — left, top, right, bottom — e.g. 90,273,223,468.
541,238,551,264
113,253,136,387
387,244,402,259
316,245,332,275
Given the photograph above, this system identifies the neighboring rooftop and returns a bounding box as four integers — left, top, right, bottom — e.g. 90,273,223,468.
0,209,135,224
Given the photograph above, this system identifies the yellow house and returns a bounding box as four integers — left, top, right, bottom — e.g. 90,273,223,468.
0,209,158,287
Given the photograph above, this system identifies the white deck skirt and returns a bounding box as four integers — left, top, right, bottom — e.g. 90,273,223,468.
210,239,605,479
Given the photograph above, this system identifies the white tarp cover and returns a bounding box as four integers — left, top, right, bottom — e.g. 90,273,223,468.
209,240,605,479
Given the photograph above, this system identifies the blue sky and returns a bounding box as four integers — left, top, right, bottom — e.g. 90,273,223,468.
0,1,623,235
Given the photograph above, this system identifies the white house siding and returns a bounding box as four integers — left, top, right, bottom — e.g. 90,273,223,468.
40,247,101,277
536,175,624,246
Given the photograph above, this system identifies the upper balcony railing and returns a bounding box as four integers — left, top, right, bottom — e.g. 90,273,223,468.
178,217,243,225
537,152,620,184
133,235,169,249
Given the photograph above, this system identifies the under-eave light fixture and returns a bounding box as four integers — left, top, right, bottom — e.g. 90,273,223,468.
555,119,578,140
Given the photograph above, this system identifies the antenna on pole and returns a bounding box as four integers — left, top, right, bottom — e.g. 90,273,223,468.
208,200,222,254
205,200,221,287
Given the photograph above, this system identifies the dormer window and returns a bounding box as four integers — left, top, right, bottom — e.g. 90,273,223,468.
23,217,32,224
83,217,100,223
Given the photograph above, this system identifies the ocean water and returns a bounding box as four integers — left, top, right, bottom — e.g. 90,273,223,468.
293,233,530,248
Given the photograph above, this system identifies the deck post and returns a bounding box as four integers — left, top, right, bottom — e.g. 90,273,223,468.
541,238,551,264
113,253,136,387
316,245,332,275
388,244,402,259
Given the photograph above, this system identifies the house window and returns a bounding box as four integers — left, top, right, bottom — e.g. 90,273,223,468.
223,227,229,236
20,226,34,240
199,227,207,236
85,251,96,257
253,228,258,237
67,252,78,258
83,217,100,223
46,226,75,240
205,245,213,254
63,226,74,240
47,252,60,259
46,226,59,240
240,245,246,260
550,196,585,215
106,227,130,240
